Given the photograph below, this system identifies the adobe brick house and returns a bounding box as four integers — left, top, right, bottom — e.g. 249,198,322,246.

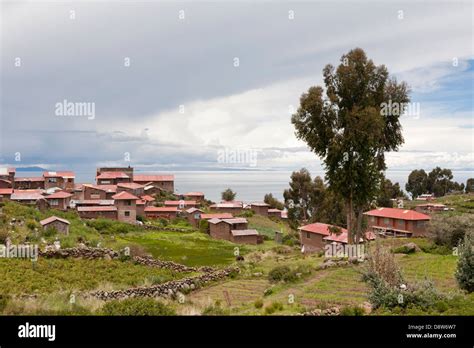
83,184,117,200
415,203,449,213
200,213,234,220
0,188,13,202
14,177,45,190
97,167,134,180
268,209,283,218
96,172,131,185
209,202,244,215
208,217,249,241
77,206,118,219
230,229,260,245
140,195,155,206
0,179,12,189
40,216,70,235
299,222,348,253
0,167,15,188
43,171,75,191
73,184,85,200
10,190,45,205
44,191,73,211
73,199,114,207
184,207,205,227
133,175,174,193
117,183,145,197
136,199,145,218
144,206,178,219
183,192,205,202
112,191,139,223
250,202,269,216
364,207,431,237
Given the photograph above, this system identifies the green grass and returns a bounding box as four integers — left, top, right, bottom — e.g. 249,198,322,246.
0,258,192,295
247,215,292,239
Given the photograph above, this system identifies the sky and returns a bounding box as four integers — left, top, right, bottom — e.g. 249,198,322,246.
1,0,473,178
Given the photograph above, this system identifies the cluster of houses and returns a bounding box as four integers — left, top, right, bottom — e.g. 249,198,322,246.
1,166,447,250
0,166,288,245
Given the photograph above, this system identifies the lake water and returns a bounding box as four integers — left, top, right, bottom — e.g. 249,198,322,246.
15,169,472,202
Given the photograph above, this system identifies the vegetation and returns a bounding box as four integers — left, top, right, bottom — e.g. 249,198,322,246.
263,193,284,210
221,188,236,201
456,232,474,293
100,298,176,316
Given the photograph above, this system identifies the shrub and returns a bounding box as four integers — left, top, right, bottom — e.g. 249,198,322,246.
42,226,58,237
199,219,209,233
392,245,416,254
99,298,176,316
202,301,228,316
429,214,474,248
238,209,254,218
254,299,264,309
268,265,292,282
264,301,283,315
0,229,9,244
340,305,365,316
456,232,474,293
26,219,40,231
282,233,299,247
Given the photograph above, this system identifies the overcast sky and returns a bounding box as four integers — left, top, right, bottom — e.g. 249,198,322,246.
1,0,473,176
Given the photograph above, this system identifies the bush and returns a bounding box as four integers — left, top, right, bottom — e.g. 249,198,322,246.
282,233,299,247
199,219,209,233
26,219,40,231
429,214,474,248
99,298,176,316
254,299,264,309
392,245,416,254
264,301,283,315
456,232,474,293
268,265,292,283
237,209,254,218
0,229,9,244
202,301,228,316
42,226,58,237
340,305,365,316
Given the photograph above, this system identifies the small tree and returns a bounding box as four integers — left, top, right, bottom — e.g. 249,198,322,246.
263,193,284,210
456,232,474,293
221,188,236,201
405,169,428,199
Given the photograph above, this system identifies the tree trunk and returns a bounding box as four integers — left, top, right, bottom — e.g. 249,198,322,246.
346,197,354,245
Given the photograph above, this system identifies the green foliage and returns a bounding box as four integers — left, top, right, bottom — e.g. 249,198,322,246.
100,298,176,316
0,228,9,244
202,301,228,315
237,209,254,218
26,219,40,231
198,219,209,233
456,232,474,293
340,305,365,316
406,169,428,199
268,265,299,283
264,301,283,314
377,178,405,207
221,188,236,202
392,245,417,254
0,294,10,313
429,214,474,249
254,299,264,309
86,219,135,234
263,193,284,210
466,178,474,193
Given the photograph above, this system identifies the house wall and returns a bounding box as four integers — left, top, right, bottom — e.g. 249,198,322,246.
136,204,145,217
231,235,258,245
84,187,107,200
45,177,74,191
117,186,144,197
115,200,136,223
0,180,12,189
144,211,178,219
251,205,268,216
135,181,174,192
47,197,70,211
43,221,69,235
366,216,429,237
14,180,45,190
78,210,117,220
209,222,231,241
300,230,325,252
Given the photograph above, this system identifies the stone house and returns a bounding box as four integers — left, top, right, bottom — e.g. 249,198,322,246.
208,218,249,241
112,191,139,223
83,184,117,200
133,175,174,193
77,206,118,219
250,202,269,216
144,206,178,219
44,191,73,211
43,171,75,191
14,177,45,190
40,216,70,235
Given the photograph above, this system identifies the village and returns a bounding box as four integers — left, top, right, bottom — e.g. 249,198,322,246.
0,166,449,252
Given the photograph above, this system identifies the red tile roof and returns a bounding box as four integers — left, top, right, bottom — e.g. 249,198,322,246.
0,188,13,195
45,191,73,199
112,191,139,200
43,171,75,178
77,206,117,212
40,216,70,226
200,213,234,220
364,207,431,221
96,172,130,179
144,207,178,212
10,190,44,200
83,184,118,193
299,222,347,236
140,195,155,202
134,174,174,182
184,192,204,196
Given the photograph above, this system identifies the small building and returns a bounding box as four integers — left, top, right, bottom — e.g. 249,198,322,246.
112,191,139,223
10,190,45,205
140,195,155,206
43,171,75,191
96,167,134,180
96,171,131,185
250,202,270,216
417,193,435,201
44,191,73,211
72,184,86,200
184,207,205,227
144,206,178,219
268,209,283,218
208,217,249,242
364,207,431,238
230,229,260,245
183,192,205,202
117,182,145,197
40,216,70,235
0,167,15,188
0,188,13,201
415,203,449,213
299,222,348,253
14,177,45,190
83,184,117,200
209,201,244,215
133,174,174,192
77,206,118,220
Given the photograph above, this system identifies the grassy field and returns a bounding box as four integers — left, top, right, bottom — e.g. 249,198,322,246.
0,258,193,295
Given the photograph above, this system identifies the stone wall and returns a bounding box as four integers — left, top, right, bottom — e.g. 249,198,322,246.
89,267,238,301
39,247,119,260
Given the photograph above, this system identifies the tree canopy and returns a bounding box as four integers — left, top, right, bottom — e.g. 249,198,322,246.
221,188,236,201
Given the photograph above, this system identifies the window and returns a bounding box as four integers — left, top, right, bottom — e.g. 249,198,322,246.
383,218,390,225
124,200,131,206
306,232,311,239
194,213,200,219
50,199,59,206
398,219,405,228
124,211,130,217
370,216,375,223
48,178,57,183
